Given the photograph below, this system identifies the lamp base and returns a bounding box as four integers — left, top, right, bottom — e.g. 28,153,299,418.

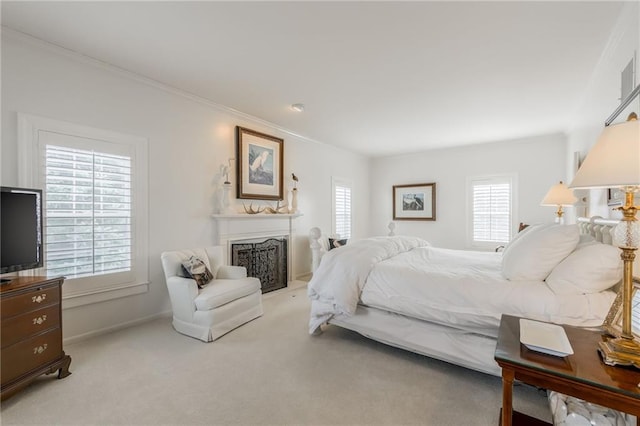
598,336,640,369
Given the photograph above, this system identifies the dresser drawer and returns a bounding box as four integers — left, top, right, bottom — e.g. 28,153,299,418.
1,304,61,348
1,328,62,384
0,285,60,319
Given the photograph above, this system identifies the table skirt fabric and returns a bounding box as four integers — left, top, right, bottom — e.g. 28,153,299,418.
548,391,636,426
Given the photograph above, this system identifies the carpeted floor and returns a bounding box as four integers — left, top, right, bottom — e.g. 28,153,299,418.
1,285,550,425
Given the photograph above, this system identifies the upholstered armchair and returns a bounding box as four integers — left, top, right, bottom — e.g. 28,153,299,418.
160,246,263,342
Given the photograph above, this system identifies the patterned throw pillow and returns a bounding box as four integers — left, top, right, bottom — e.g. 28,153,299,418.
328,238,348,250
181,256,214,288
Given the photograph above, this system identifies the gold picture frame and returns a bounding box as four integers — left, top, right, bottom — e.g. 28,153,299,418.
602,277,640,340
236,126,284,201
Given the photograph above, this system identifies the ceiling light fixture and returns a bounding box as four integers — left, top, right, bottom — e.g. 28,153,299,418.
291,103,305,112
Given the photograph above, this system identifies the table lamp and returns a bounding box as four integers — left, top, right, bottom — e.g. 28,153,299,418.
541,181,577,223
570,112,640,368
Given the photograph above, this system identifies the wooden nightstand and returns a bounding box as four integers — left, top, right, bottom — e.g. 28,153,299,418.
494,314,640,426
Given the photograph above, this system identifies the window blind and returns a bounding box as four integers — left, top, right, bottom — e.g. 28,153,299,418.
334,184,352,239
472,180,511,243
45,145,132,278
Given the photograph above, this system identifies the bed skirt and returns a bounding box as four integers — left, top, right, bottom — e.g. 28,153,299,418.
327,304,502,376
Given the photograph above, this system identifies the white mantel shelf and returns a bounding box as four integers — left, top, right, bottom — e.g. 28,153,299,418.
211,213,303,219
211,212,302,284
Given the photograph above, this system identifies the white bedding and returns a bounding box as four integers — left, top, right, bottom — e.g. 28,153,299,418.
308,237,616,335
362,246,615,336
307,236,430,332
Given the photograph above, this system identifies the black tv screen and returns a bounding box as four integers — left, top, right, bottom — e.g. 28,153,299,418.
1,187,43,274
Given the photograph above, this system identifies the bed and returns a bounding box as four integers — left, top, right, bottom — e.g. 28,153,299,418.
307,217,622,377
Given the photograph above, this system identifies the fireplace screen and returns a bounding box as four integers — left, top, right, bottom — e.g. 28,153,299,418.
231,238,288,293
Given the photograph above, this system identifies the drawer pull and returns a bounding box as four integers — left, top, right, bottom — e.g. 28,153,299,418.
32,294,47,304
32,315,48,325
33,344,48,355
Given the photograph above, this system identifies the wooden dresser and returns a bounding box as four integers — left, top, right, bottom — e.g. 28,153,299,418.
1,276,72,400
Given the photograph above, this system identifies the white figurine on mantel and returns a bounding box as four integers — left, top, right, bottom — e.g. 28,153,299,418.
290,173,299,214
221,182,233,214
219,158,234,214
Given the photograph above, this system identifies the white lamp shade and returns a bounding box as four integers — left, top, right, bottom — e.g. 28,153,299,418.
570,119,640,189
541,181,577,206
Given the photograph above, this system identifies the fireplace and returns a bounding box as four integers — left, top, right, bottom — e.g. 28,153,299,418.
231,238,288,293
211,213,302,288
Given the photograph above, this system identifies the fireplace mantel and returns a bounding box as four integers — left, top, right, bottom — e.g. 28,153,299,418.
211,213,302,285
212,213,302,220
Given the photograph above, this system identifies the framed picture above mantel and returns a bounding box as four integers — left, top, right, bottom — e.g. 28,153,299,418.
393,183,436,221
236,126,284,200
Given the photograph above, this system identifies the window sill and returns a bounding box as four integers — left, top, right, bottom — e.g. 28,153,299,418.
62,281,149,309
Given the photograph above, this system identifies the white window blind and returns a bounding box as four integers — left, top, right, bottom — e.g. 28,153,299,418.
470,177,512,245
45,145,132,278
333,179,352,239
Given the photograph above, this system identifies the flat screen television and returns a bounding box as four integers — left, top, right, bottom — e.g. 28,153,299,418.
1,186,44,280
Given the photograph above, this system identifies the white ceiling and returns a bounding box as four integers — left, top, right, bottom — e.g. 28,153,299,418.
1,1,625,157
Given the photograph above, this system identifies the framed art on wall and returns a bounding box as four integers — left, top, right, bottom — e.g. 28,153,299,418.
393,183,436,220
236,126,284,200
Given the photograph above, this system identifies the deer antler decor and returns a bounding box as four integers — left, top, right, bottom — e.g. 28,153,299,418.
242,203,265,214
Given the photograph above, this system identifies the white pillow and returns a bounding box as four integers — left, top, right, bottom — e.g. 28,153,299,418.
502,224,579,281
546,243,622,294
501,223,541,257
576,233,597,249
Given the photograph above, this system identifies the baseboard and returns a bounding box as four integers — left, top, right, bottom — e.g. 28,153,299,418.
289,280,308,290
263,280,307,299
63,309,173,345
296,272,312,282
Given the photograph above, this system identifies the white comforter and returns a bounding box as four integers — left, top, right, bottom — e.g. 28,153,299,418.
307,236,430,332
308,237,616,335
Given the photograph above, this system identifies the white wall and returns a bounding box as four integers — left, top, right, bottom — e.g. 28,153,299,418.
369,134,567,249
1,32,370,341
368,3,640,249
566,2,639,220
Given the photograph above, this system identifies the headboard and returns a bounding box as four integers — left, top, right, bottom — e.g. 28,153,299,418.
309,216,621,273
576,216,619,245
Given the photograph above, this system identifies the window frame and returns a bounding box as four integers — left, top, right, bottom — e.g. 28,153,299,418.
466,174,517,249
18,114,149,308
331,177,352,240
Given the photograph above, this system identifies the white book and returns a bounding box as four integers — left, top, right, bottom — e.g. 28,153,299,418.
519,318,574,357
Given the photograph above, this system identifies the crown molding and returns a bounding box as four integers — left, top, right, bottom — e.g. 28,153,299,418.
586,1,638,86
567,1,639,131
1,26,324,147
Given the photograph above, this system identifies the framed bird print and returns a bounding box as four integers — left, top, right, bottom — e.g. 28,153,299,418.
393,183,436,220
236,126,284,200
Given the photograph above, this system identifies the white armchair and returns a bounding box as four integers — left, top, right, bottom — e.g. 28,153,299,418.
160,246,263,342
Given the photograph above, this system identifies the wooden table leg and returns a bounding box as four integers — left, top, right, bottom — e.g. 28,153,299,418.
501,368,515,426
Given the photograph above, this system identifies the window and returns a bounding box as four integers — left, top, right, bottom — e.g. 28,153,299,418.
332,178,352,239
468,175,515,247
18,114,148,307
45,145,132,278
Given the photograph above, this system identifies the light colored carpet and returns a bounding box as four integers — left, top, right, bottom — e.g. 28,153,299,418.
1,286,550,425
